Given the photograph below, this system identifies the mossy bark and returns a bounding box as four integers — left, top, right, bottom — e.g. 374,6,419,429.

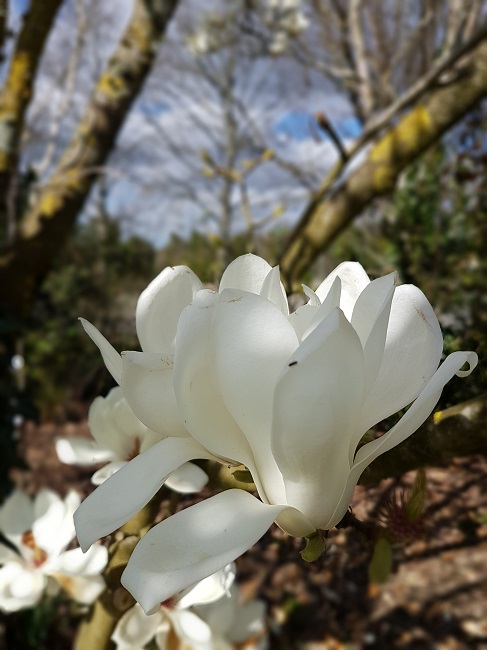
359,394,487,485
279,39,487,289
0,0,179,319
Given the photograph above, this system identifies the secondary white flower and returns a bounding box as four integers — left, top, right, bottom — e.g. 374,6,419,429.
0,489,107,612
112,565,267,650
75,255,477,613
55,387,208,492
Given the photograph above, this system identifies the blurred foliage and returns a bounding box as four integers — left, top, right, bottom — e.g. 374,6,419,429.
24,214,157,416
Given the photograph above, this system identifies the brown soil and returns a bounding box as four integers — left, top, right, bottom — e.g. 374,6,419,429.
1,417,487,650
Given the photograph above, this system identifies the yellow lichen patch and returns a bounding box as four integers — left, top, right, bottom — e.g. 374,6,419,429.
2,52,33,109
433,410,444,424
370,106,434,164
369,106,434,191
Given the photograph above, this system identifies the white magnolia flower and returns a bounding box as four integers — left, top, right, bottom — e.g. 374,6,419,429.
112,565,267,650
74,255,477,613
55,387,208,493
0,489,107,612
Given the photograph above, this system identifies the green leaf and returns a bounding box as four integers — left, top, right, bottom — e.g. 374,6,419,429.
368,537,393,584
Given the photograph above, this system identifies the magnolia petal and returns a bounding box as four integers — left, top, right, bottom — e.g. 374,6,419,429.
350,273,397,347
259,265,289,315
0,563,45,612
288,303,320,341
79,318,122,384
176,563,235,609
326,350,478,530
74,437,215,552
227,599,267,644
272,308,365,530
56,573,106,604
121,490,291,614
91,461,127,485
55,437,115,466
302,284,320,306
174,290,259,476
302,275,341,340
112,603,163,650
89,387,154,459
50,544,108,576
218,254,272,294
136,265,203,353
163,462,208,494
359,284,444,431
349,273,396,451
33,489,79,559
121,351,187,438
211,289,298,504
0,489,33,549
315,261,370,321
166,608,213,647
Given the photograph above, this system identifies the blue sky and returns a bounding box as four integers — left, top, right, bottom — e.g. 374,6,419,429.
275,111,362,141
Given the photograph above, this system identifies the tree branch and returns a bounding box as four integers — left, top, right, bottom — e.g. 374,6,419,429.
279,34,487,289
0,0,179,319
359,394,487,485
0,0,63,231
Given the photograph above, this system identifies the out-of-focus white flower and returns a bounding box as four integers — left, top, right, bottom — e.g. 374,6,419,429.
75,255,477,613
55,387,208,493
265,0,308,54
0,489,107,612
112,564,267,650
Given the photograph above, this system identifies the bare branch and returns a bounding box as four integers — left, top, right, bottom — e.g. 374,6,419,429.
0,0,180,318
360,394,487,485
279,35,487,288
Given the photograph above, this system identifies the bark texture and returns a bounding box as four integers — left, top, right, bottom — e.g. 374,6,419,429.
0,0,179,318
279,38,487,290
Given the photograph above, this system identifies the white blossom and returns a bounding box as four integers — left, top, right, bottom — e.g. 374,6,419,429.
112,564,267,650
0,489,107,612
74,255,477,613
56,387,208,492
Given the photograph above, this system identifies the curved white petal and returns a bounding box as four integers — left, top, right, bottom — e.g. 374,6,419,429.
91,461,127,485
166,608,213,648
315,261,370,320
218,254,272,294
121,351,187,438
359,284,444,430
0,563,45,612
272,308,365,530
173,290,259,476
227,598,267,644
55,437,115,466
49,544,108,577
55,573,106,604
121,490,293,614
176,563,235,609
136,265,203,353
74,437,215,552
211,289,298,503
33,490,79,559
89,387,154,459
163,462,208,494
259,265,289,315
326,350,478,530
0,489,33,549
301,275,341,340
79,318,122,384
112,603,163,650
